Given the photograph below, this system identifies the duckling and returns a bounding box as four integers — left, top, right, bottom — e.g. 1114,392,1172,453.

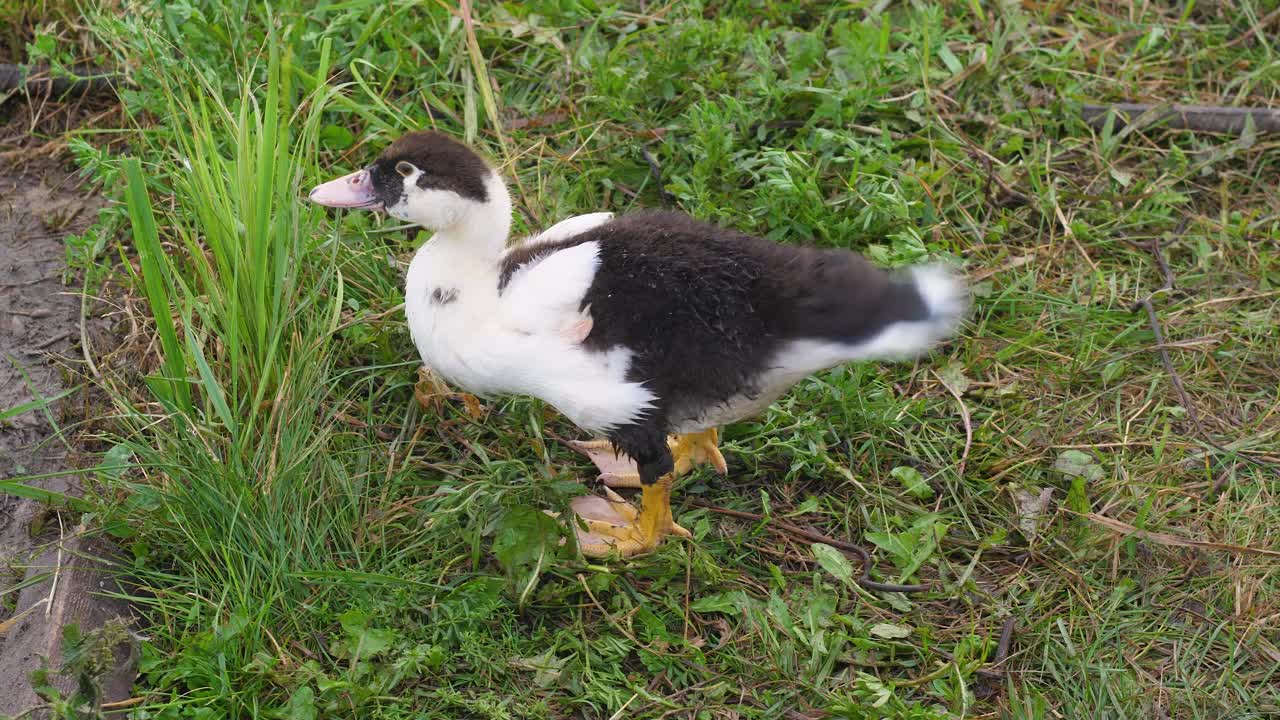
310,131,967,557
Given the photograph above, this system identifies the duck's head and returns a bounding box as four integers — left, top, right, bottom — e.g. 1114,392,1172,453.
309,131,510,242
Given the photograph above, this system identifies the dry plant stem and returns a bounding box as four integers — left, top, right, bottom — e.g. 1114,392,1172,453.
1134,297,1205,438
1221,6,1280,49
79,276,101,380
687,499,930,593
934,369,973,478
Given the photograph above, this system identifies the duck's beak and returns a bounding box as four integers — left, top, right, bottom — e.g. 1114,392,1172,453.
309,169,383,209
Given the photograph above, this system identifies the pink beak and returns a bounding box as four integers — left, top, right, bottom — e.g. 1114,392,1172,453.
309,169,382,209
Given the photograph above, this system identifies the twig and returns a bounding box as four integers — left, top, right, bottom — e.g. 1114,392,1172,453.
1132,298,1205,438
639,146,676,205
1149,240,1175,291
99,697,145,710
686,499,930,593
45,515,65,618
1081,103,1280,135
33,330,73,350
0,275,58,288
0,64,125,97
1053,200,1099,272
577,573,648,648
1128,242,1280,482
974,616,1018,695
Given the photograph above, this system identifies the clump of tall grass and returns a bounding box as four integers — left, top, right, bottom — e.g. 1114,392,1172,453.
106,37,392,714
123,41,340,432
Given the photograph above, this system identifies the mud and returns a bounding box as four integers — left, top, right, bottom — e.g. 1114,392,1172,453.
0,159,135,715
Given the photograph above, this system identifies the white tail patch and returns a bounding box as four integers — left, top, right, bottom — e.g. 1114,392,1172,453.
910,264,968,334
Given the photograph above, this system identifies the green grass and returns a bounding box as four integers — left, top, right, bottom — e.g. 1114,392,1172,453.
15,0,1280,718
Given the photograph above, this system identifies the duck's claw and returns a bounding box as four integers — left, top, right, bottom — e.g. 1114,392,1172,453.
554,483,690,558
567,439,643,488
569,429,728,488
671,428,728,476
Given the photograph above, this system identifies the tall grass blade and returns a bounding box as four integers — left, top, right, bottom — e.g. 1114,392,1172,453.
124,158,191,413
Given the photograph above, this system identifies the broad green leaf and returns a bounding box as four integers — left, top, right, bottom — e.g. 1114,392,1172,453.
1101,360,1128,384
812,543,856,586
1053,450,1105,482
869,622,913,639
338,609,396,658
866,531,916,567
891,466,934,499
95,444,134,482
318,124,354,150
690,590,751,614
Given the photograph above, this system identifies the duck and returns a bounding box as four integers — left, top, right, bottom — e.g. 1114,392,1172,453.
310,131,967,557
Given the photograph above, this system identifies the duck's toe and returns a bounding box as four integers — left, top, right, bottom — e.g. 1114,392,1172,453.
561,486,689,557
567,438,643,488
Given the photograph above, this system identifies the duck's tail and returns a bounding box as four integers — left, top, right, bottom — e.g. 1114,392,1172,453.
861,263,969,359
774,257,969,371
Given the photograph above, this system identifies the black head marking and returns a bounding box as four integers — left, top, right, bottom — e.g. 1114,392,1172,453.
367,131,491,206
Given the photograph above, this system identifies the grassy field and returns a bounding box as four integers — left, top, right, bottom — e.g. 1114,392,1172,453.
11,0,1280,717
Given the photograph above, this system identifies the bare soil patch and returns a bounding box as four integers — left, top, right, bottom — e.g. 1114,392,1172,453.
0,156,134,716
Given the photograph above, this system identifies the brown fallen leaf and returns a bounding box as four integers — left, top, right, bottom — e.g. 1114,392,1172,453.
1076,511,1280,557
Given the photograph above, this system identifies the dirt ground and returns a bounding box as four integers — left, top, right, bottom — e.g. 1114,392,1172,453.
0,157,135,715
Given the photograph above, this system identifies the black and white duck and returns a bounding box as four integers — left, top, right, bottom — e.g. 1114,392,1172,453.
310,131,967,557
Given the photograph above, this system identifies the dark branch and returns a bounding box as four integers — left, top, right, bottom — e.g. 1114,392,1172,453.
0,64,125,99
1082,103,1280,135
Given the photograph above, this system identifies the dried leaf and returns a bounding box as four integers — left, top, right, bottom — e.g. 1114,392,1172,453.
937,360,972,395
1013,487,1055,539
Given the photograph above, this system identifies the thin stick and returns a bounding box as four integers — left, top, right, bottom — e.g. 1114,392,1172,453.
1053,201,1099,272
576,573,647,648
1132,292,1280,478
687,500,930,593
1130,238,1280,480
1134,297,1205,438
45,515,65,618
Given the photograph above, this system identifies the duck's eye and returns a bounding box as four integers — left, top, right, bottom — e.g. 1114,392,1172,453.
395,161,416,178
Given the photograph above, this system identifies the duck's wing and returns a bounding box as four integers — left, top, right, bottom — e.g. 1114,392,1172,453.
496,239,601,342
526,212,614,245
496,213,620,340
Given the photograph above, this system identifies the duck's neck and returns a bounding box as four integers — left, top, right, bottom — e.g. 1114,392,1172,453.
427,172,513,263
